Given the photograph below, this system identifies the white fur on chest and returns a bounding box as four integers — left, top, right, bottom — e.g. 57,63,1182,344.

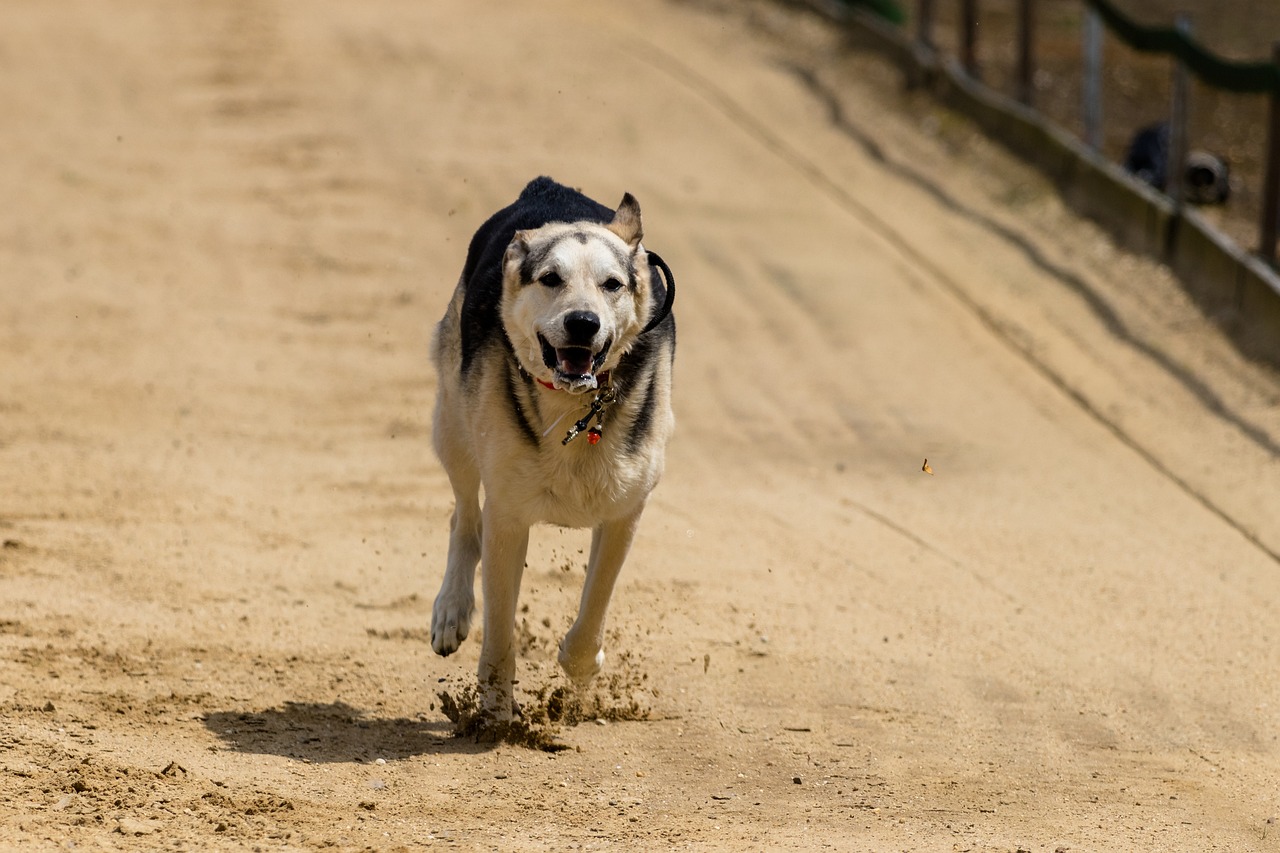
472,386,666,527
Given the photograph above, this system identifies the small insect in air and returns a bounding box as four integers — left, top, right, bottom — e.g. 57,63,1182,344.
922,458,934,475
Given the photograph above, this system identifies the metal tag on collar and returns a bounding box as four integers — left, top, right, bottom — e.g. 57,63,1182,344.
562,384,617,446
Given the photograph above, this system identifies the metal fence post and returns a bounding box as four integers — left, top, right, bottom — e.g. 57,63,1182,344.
1262,42,1280,263
1016,0,1035,106
1167,14,1192,212
917,0,935,52
961,0,979,78
1082,5,1103,150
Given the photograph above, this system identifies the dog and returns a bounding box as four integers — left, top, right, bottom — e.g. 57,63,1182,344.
428,176,676,729
1124,121,1230,205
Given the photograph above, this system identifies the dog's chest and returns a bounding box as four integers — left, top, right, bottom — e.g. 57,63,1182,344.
498,438,656,527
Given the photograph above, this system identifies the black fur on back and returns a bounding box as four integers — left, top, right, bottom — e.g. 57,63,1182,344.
457,176,672,377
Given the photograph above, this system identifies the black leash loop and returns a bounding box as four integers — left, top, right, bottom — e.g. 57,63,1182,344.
640,250,675,335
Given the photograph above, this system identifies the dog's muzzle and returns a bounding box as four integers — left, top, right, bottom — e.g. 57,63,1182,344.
538,333,611,391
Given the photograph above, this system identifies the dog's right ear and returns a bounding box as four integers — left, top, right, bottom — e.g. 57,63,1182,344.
504,230,532,282
506,230,531,262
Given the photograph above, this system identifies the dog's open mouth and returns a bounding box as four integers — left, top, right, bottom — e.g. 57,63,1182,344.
538,335,610,387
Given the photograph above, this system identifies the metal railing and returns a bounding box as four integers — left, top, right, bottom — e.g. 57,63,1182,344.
914,0,1280,264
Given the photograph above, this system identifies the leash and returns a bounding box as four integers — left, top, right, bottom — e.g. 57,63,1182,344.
560,384,618,446
640,250,675,335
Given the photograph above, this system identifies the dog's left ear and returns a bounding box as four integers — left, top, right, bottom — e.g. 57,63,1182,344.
607,193,643,250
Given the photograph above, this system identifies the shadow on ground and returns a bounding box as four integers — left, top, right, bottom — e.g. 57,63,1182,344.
203,701,491,762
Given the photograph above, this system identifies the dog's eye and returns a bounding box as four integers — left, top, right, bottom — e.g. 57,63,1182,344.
601,278,624,293
539,271,563,288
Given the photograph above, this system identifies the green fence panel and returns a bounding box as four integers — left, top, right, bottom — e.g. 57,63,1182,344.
1086,0,1280,95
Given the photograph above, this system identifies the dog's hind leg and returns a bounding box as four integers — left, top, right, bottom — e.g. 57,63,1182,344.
476,508,530,722
558,504,644,687
430,429,481,657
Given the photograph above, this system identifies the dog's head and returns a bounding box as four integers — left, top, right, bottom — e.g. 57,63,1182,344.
501,194,654,393
1184,150,1230,205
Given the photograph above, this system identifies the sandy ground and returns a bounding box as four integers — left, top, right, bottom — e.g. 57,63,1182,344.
2,0,1279,850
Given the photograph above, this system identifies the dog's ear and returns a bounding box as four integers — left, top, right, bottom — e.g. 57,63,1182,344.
506,230,531,261
504,230,538,285
607,193,643,250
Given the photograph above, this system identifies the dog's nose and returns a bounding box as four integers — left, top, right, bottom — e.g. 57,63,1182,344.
563,311,601,344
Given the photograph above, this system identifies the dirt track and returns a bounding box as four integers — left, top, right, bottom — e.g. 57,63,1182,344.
2,1,1279,850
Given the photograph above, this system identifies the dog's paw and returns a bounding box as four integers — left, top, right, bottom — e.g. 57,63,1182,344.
430,591,474,657
558,636,605,688
475,684,518,727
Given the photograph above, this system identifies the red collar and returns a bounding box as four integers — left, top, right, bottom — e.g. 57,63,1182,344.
538,371,610,391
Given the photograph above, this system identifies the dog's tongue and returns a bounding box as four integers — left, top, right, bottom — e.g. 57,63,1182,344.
556,347,593,377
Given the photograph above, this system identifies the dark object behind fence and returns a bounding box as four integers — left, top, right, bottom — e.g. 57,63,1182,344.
1124,122,1231,205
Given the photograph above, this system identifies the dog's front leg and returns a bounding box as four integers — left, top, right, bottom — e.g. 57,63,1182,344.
431,482,481,657
559,504,643,687
476,507,529,724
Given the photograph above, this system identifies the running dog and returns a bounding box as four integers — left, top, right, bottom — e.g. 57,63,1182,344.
429,176,676,727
